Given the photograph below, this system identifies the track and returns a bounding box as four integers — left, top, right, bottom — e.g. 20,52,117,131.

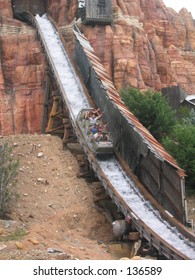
29,13,195,259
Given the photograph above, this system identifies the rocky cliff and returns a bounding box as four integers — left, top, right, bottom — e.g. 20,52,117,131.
47,0,195,92
0,0,46,135
72,0,195,92
1,0,195,135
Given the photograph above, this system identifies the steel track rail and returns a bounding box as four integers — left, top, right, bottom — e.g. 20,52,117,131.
24,12,195,259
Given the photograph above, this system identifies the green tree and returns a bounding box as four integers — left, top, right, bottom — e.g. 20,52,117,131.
121,87,177,141
162,124,195,190
0,143,19,218
180,108,195,126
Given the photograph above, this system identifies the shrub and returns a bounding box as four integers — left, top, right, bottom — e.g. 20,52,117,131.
0,143,19,218
121,87,177,141
121,86,195,191
162,124,195,190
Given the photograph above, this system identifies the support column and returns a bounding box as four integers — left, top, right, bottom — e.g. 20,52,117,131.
41,72,51,133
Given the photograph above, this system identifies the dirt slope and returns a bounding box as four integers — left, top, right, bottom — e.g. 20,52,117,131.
0,134,115,260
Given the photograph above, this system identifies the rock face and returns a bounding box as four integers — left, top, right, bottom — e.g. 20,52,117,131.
77,0,195,92
0,0,46,135
1,0,195,135
49,0,195,93
47,0,78,25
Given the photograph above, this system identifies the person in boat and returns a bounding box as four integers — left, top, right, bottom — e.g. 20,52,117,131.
89,111,104,126
94,124,110,142
94,130,104,142
98,123,108,132
89,123,99,134
84,108,101,120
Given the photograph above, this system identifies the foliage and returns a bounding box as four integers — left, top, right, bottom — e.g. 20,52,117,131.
0,143,19,218
121,87,177,141
177,106,192,120
121,86,195,190
162,124,195,190
179,108,195,126
0,228,28,242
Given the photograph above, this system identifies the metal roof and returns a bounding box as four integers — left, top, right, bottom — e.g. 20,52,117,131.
185,95,195,105
74,29,186,177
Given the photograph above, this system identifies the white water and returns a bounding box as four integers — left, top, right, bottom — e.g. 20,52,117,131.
99,157,195,258
35,14,195,259
36,14,89,120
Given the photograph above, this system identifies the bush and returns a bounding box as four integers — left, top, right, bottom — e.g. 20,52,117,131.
0,143,19,218
121,87,177,141
162,124,195,190
121,86,195,191
179,108,195,126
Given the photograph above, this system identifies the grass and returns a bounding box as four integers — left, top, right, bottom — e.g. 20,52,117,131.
0,228,28,242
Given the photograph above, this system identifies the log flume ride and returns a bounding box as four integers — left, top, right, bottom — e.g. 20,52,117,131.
24,12,195,259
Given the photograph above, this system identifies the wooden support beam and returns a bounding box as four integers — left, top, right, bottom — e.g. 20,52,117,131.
46,96,61,133
41,73,51,133
44,89,76,142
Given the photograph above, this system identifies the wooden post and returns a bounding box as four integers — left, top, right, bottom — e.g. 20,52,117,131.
63,118,71,142
46,95,60,133
41,72,51,133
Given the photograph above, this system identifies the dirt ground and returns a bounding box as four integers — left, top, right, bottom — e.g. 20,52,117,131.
0,134,195,260
0,134,117,260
